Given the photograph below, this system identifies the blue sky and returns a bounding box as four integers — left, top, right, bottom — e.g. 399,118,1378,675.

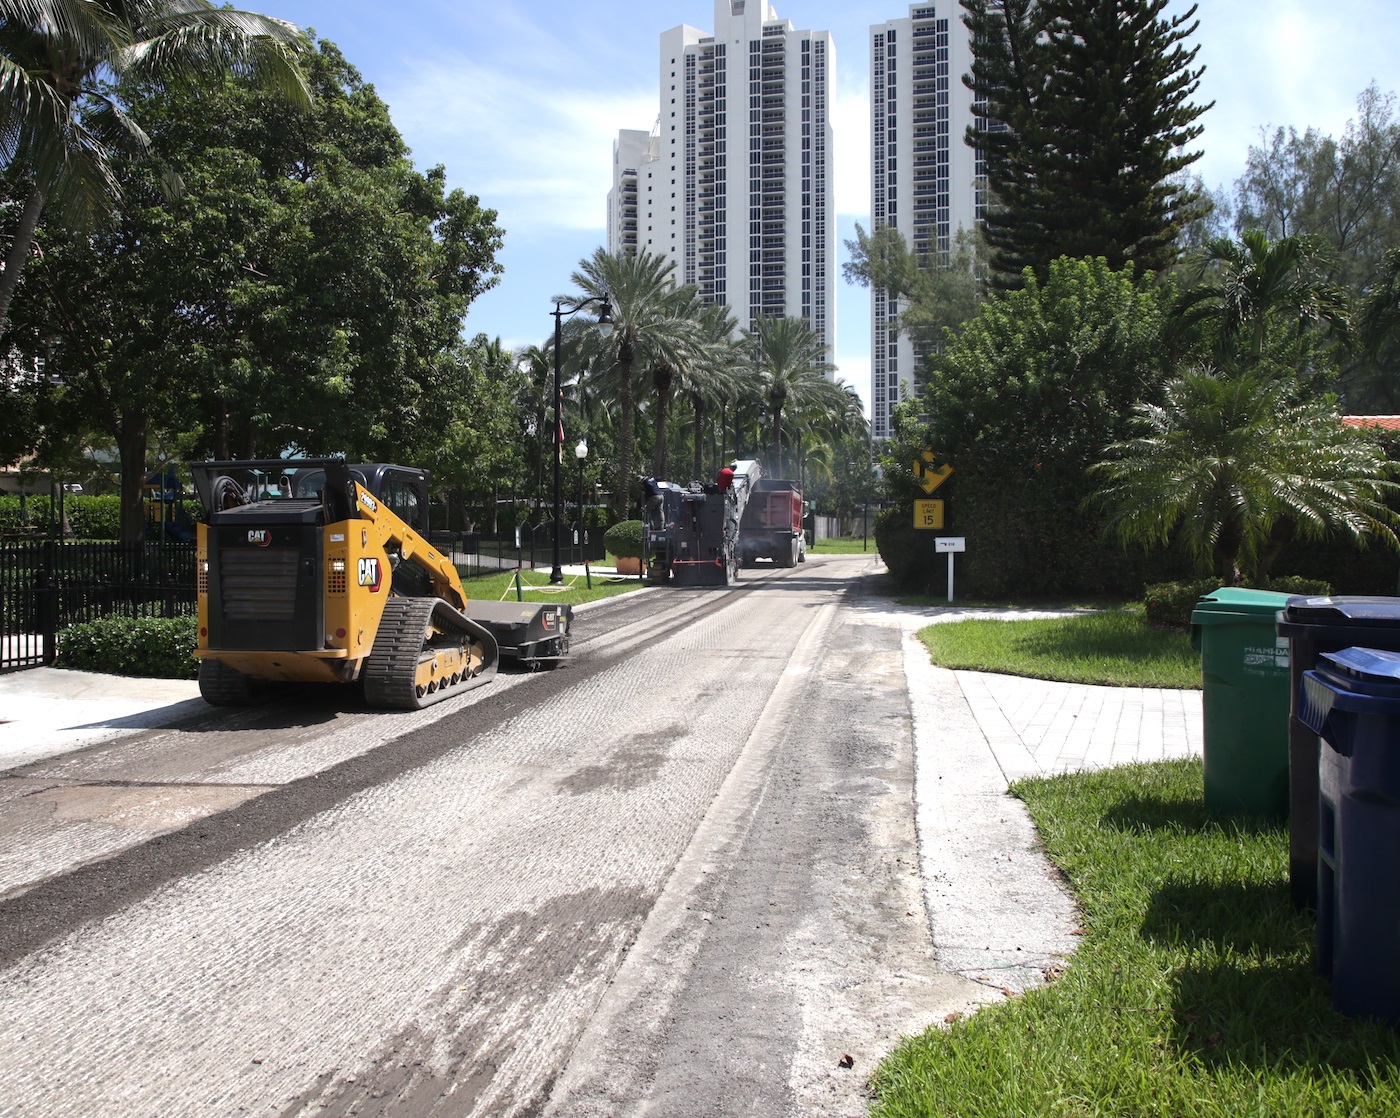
265,1,1400,415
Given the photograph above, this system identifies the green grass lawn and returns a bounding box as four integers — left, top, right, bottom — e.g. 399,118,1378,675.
810,536,878,554
870,760,1400,1117
919,608,1201,689
458,566,646,608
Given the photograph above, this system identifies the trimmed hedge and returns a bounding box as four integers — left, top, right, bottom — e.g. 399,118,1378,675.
604,520,645,559
1143,575,1333,630
0,495,203,539
56,615,199,678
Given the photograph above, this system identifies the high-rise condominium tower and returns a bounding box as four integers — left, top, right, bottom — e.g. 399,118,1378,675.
868,4,982,439
608,1,836,363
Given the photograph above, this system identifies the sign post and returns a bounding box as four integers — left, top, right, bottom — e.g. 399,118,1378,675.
934,536,966,603
912,453,956,598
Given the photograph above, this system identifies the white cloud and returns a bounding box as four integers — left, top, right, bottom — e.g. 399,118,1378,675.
381,58,655,234
833,75,872,219
833,354,872,419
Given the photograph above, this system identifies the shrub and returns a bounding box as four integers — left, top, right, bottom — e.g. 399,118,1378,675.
56,615,199,678
604,520,645,559
0,493,51,533
65,495,121,540
1143,576,1333,629
874,505,923,587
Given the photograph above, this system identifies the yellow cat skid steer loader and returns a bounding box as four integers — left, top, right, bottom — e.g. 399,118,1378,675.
191,459,571,709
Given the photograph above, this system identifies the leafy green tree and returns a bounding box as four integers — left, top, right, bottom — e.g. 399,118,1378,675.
843,222,987,361
805,430,878,522
1091,368,1398,584
746,315,834,477
1235,85,1400,291
918,256,1176,597
7,38,503,541
0,0,310,333
961,0,1209,287
411,334,525,530
1230,86,1400,411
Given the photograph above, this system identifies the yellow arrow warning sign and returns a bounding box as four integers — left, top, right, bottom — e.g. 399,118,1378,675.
914,450,953,494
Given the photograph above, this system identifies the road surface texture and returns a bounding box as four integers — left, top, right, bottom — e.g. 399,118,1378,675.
0,554,991,1117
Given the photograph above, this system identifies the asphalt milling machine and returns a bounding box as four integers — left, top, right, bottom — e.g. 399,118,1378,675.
643,460,806,587
192,458,571,710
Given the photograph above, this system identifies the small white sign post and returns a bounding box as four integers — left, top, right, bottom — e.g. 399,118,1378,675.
934,536,966,603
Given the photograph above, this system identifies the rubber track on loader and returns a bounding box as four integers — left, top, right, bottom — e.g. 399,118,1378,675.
361,596,491,710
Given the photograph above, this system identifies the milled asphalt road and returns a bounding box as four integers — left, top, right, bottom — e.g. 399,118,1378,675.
0,559,1204,1118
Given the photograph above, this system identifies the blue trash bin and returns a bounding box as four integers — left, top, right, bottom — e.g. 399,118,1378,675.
1277,597,1400,910
1300,646,1400,1024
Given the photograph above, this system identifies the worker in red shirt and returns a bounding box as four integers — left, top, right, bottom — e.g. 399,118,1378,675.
716,466,735,491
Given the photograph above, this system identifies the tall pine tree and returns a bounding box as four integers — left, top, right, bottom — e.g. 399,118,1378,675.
962,0,1211,287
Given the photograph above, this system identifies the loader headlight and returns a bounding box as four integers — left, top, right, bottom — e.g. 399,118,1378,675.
331,559,346,573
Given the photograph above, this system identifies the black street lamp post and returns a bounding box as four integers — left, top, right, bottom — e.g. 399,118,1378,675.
550,295,613,583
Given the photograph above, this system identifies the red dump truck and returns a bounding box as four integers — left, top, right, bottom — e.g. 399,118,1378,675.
738,476,806,568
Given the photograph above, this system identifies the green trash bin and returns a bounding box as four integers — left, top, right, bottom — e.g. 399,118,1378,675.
1190,587,1294,817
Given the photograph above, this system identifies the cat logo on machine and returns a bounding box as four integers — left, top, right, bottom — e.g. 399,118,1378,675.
247,529,271,547
357,557,383,592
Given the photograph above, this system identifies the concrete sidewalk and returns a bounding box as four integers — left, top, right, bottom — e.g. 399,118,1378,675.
0,668,203,773
900,607,1202,996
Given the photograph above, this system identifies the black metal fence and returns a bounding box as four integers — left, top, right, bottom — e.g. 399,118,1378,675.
431,526,607,577
0,540,197,673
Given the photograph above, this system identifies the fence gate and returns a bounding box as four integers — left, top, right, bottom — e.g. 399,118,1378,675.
0,540,197,673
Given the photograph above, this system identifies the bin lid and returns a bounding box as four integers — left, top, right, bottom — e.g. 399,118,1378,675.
1190,586,1293,625
1319,647,1400,690
1277,595,1400,636
1299,648,1400,740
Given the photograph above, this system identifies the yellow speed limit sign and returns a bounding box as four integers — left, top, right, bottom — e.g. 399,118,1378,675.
913,499,944,529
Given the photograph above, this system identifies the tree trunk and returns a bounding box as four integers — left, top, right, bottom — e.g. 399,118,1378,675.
651,364,673,477
771,404,784,476
117,415,151,546
0,184,47,337
215,404,230,459
1257,517,1297,584
1217,515,1246,586
617,343,634,518
691,391,705,481
718,399,728,471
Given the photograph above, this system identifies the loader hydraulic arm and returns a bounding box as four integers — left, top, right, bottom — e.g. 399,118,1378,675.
348,482,469,612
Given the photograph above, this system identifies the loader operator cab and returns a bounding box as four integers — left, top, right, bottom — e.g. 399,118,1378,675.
197,462,430,536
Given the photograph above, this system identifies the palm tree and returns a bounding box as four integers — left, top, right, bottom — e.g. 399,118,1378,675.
1176,230,1350,368
1090,366,1398,585
568,249,695,516
639,283,707,478
780,377,868,490
0,0,311,332
682,302,746,481
747,315,835,476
